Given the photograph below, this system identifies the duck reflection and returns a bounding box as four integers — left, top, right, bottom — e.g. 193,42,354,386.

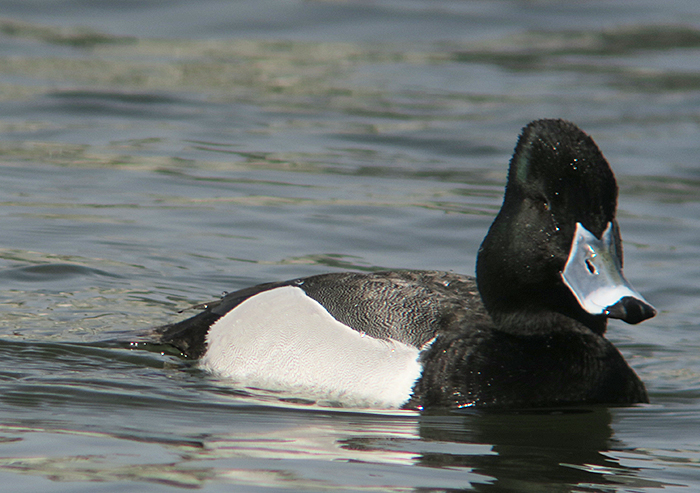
414,407,632,491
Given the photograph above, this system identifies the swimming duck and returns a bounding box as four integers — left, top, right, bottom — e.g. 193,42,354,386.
156,119,656,410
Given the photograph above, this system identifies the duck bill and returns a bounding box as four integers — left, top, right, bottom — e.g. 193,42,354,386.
561,222,656,324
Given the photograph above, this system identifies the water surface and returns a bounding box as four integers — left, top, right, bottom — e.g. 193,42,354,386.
0,0,699,491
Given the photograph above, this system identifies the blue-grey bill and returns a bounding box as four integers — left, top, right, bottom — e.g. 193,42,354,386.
561,222,656,324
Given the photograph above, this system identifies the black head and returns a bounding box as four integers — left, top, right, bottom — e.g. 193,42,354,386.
476,119,655,334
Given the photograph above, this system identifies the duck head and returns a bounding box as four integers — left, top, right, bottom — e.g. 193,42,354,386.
476,119,656,334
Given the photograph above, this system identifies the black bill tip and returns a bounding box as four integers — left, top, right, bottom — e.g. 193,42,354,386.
604,296,657,325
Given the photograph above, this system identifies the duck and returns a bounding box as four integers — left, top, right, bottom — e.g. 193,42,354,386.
155,119,656,410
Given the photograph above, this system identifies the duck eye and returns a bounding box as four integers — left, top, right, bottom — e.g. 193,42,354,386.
530,195,551,213
535,196,550,211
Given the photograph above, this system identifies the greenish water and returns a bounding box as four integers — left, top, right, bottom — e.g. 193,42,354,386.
0,1,699,491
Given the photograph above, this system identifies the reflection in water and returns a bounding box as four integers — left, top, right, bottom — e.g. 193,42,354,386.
419,409,617,491
414,408,678,491
0,336,687,491
0,2,698,491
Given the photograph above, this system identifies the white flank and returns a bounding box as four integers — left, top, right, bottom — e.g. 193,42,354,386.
200,286,423,408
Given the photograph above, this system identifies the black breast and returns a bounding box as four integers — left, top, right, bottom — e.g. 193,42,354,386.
406,315,648,409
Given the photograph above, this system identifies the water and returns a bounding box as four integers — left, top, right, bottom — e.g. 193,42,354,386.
0,0,699,490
